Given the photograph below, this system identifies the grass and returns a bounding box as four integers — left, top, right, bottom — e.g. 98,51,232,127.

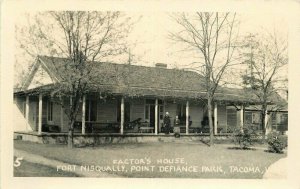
14,140,286,178
14,157,79,177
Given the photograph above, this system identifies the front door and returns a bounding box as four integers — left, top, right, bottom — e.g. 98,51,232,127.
85,99,97,122
149,105,155,127
149,105,164,129
145,99,164,131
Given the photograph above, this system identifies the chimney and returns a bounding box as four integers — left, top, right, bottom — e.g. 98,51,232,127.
155,63,167,68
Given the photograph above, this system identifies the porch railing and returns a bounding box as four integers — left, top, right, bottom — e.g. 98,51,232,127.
73,121,154,133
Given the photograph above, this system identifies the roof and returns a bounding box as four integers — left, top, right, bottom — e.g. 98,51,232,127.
244,104,288,112
15,56,286,104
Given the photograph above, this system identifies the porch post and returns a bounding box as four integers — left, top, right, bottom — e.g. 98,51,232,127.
186,101,189,134
82,95,86,134
120,97,124,134
38,94,43,134
25,95,29,131
155,98,158,135
214,102,218,134
240,105,244,129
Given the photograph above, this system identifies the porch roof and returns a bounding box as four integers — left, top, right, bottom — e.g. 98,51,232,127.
14,56,285,104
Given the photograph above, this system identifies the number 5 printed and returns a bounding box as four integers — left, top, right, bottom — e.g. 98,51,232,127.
14,157,23,167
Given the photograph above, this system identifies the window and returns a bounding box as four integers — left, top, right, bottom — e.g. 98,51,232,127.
144,99,164,120
252,112,261,124
47,101,53,121
176,104,186,120
159,105,164,120
271,113,277,124
227,108,237,128
279,113,288,125
245,111,261,124
245,112,252,124
86,99,98,121
124,102,130,122
145,104,150,120
271,112,288,131
117,100,130,122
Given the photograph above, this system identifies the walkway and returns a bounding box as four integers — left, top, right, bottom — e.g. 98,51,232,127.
14,149,120,177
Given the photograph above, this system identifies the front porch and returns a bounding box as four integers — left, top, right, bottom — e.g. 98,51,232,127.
15,92,250,136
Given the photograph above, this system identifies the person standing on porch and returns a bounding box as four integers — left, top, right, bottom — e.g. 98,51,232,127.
175,115,180,125
163,112,171,134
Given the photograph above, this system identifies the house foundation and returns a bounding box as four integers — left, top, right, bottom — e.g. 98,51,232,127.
14,131,233,147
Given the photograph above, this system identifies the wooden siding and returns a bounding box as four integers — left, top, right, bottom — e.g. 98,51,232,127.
15,96,26,114
41,97,47,126
61,99,71,132
217,105,227,130
236,110,241,127
189,104,203,127
14,96,46,131
75,101,83,121
97,99,117,122
27,64,54,90
29,100,37,131
227,107,237,131
131,99,145,122
49,102,61,126
14,96,36,131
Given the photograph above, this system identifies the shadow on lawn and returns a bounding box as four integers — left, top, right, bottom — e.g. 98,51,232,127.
198,139,210,146
263,149,285,154
227,146,257,151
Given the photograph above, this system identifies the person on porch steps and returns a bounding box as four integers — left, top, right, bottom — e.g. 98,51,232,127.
163,112,171,134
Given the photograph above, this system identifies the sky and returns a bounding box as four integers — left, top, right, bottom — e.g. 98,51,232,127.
126,12,288,68
14,11,289,87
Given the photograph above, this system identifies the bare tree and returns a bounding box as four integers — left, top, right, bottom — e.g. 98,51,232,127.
17,11,134,148
241,32,288,137
170,12,239,146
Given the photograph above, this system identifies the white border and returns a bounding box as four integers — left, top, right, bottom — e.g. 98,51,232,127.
1,0,300,189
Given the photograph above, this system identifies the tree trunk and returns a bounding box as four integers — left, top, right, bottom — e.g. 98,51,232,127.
261,104,267,139
208,97,214,146
264,111,270,136
68,121,74,148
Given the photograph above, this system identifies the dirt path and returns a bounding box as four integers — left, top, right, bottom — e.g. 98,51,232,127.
14,149,121,177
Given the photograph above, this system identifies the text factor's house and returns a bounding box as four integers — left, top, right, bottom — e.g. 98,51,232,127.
13,56,287,144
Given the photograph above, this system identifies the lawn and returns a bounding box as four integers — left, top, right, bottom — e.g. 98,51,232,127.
14,140,286,178
14,157,79,177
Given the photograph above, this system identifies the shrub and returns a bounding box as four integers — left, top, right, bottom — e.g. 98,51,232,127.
232,128,256,149
267,132,287,153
